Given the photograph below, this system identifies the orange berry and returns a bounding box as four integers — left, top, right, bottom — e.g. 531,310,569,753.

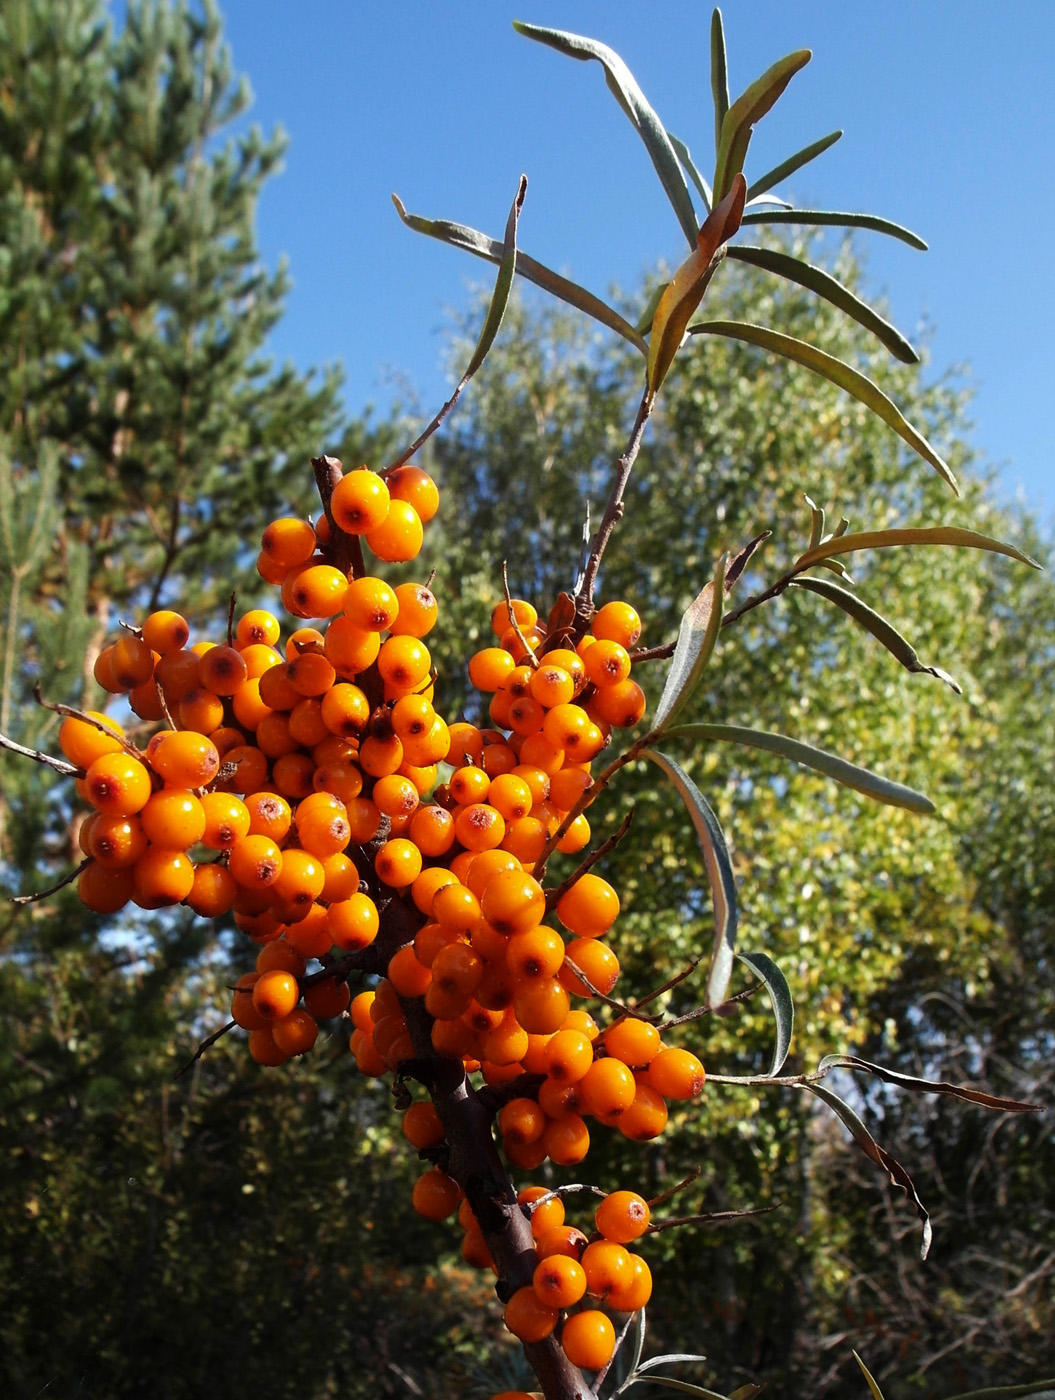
146,730,220,788
595,1190,651,1244
542,1112,590,1165
386,464,439,522
533,1254,587,1311
388,581,438,638
454,802,505,853
327,893,379,952
153,648,202,703
252,969,300,1021
303,977,351,1020
84,753,153,816
270,848,326,920
377,635,431,691
177,687,225,734
287,649,337,696
411,1166,461,1220
261,517,317,568
518,1185,565,1238
490,598,537,637
543,1027,594,1083
59,711,125,768
140,788,206,848
560,938,620,998
486,773,533,822
244,790,293,841
342,574,399,631
215,744,269,795
535,1224,589,1262
85,814,148,868
323,617,381,675
647,1046,706,1099
580,1056,636,1120
141,609,190,655
591,600,642,648
497,1096,546,1147
132,847,196,908
77,861,135,914
507,925,565,980
618,1081,669,1141
402,1100,445,1150
607,1251,652,1311
480,868,545,935
468,647,516,693
366,498,423,563
111,634,155,689
561,1309,616,1370
228,834,283,888
408,804,455,858
556,872,620,938
235,610,281,649
529,664,575,709
503,1286,558,1343
329,469,390,534
198,644,248,696
604,1017,661,1068
283,563,349,620
591,677,646,728
284,903,333,959
374,837,422,888
271,1007,318,1057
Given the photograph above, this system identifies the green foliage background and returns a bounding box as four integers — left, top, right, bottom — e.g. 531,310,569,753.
1,3,1052,1398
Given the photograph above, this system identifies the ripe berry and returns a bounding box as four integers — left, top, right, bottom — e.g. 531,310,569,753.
141,610,191,655
329,469,390,534
343,575,399,631
561,1309,616,1370
132,847,196,908
402,1101,444,1150
595,1190,651,1244
647,1046,706,1099
365,498,423,563
84,753,153,816
533,1254,587,1310
386,464,439,522
591,600,642,648
252,969,300,1021
388,582,438,638
228,834,283,888
556,873,620,937
411,1166,461,1221
303,977,351,1020
261,517,317,568
146,730,220,788
503,1286,558,1343
111,634,155,689
327,894,380,952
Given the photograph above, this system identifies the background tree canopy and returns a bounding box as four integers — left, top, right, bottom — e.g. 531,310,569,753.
1,2,1051,1398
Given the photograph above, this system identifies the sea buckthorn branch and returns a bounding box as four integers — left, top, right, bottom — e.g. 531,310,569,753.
9,857,91,905
544,808,635,913
643,1203,782,1235
172,1018,237,1081
311,455,366,580
32,683,144,758
572,386,654,628
0,729,83,778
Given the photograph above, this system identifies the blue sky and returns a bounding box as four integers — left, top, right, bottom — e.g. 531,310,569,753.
208,1,1052,523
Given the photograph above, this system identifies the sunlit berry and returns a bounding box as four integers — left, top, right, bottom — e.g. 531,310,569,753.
556,872,620,938
329,469,390,534
77,861,135,914
490,598,537,637
111,634,155,690
139,788,206,848
468,647,515,692
559,938,620,997
228,834,283,888
343,575,399,631
84,753,153,816
141,609,190,655
542,1113,590,1165
591,600,642,648
261,517,317,568
503,1287,558,1343
603,1017,661,1068
327,893,379,952
388,582,438,637
647,1046,706,1099
147,730,220,788
132,847,196,908
252,969,300,1021
533,1254,587,1311
366,498,423,562
386,464,439,522
186,863,238,918
561,1309,616,1370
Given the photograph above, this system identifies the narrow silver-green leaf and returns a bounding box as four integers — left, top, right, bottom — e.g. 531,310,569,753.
654,552,728,730
636,281,669,335
804,493,825,551
737,951,794,1077
740,207,927,249
636,1353,712,1374
939,1380,1055,1400
728,1388,766,1400
725,245,918,363
627,1379,731,1399
788,576,961,691
669,130,712,211
817,1054,1040,1113
795,526,1042,572
645,750,738,1009
463,177,525,379
853,1351,887,1400
392,194,647,353
744,129,842,202
713,48,811,202
661,721,935,814
802,1081,933,1258
687,320,957,492
710,8,729,158
513,21,700,247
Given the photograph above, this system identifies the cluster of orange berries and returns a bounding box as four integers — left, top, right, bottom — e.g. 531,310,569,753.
56,455,711,1371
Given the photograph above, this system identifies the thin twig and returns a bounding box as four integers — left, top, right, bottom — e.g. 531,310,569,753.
0,730,83,778
545,809,635,912
32,684,144,758
502,561,538,668
10,858,90,905
591,1308,638,1396
647,1167,702,1211
574,387,654,622
661,979,765,1028
172,1019,237,1080
646,1202,782,1233
226,592,236,648
624,957,702,1015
